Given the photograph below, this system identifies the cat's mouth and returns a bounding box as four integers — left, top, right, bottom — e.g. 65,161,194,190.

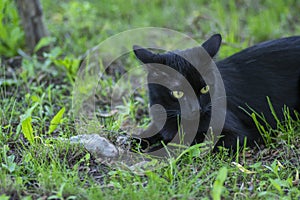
180,109,209,120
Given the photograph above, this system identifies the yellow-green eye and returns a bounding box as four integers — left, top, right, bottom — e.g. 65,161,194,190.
200,85,210,94
171,90,184,99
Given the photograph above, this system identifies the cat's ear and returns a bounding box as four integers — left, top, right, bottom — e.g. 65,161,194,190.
133,45,165,64
201,34,222,57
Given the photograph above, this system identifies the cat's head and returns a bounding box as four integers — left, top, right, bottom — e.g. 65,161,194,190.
133,34,222,123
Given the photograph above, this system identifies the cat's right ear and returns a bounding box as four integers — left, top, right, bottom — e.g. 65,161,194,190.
202,34,222,57
133,45,164,64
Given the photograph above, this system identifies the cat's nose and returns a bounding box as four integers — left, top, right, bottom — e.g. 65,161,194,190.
191,109,198,115
191,104,201,114
181,101,200,119
191,109,200,117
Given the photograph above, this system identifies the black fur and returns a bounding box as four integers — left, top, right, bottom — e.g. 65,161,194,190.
133,34,300,152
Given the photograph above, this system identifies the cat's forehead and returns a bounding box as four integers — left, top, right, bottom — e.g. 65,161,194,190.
148,67,184,83
146,50,207,90
169,78,182,89
165,47,213,75
148,67,204,92
164,52,196,72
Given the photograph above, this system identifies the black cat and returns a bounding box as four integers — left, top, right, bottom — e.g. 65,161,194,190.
132,34,300,152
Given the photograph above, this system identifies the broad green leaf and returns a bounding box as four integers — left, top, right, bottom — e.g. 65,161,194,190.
34,37,56,53
2,155,16,173
17,103,38,137
48,107,65,134
211,167,228,200
269,178,283,194
0,194,10,200
21,117,34,144
20,103,39,122
31,95,40,103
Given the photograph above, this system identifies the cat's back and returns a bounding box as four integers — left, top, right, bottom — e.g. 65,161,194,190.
217,36,300,120
217,36,300,95
219,36,300,68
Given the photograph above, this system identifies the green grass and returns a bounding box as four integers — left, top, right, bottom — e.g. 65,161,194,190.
1,0,300,199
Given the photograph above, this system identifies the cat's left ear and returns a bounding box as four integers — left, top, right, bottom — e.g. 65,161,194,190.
132,45,165,64
201,34,222,57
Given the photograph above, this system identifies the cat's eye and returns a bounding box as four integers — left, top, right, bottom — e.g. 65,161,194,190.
171,90,184,99
200,85,210,94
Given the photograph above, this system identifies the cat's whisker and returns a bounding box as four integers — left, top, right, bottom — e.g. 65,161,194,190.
151,109,179,119
210,95,227,103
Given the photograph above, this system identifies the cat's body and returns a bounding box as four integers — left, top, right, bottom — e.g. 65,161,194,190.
133,34,300,152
